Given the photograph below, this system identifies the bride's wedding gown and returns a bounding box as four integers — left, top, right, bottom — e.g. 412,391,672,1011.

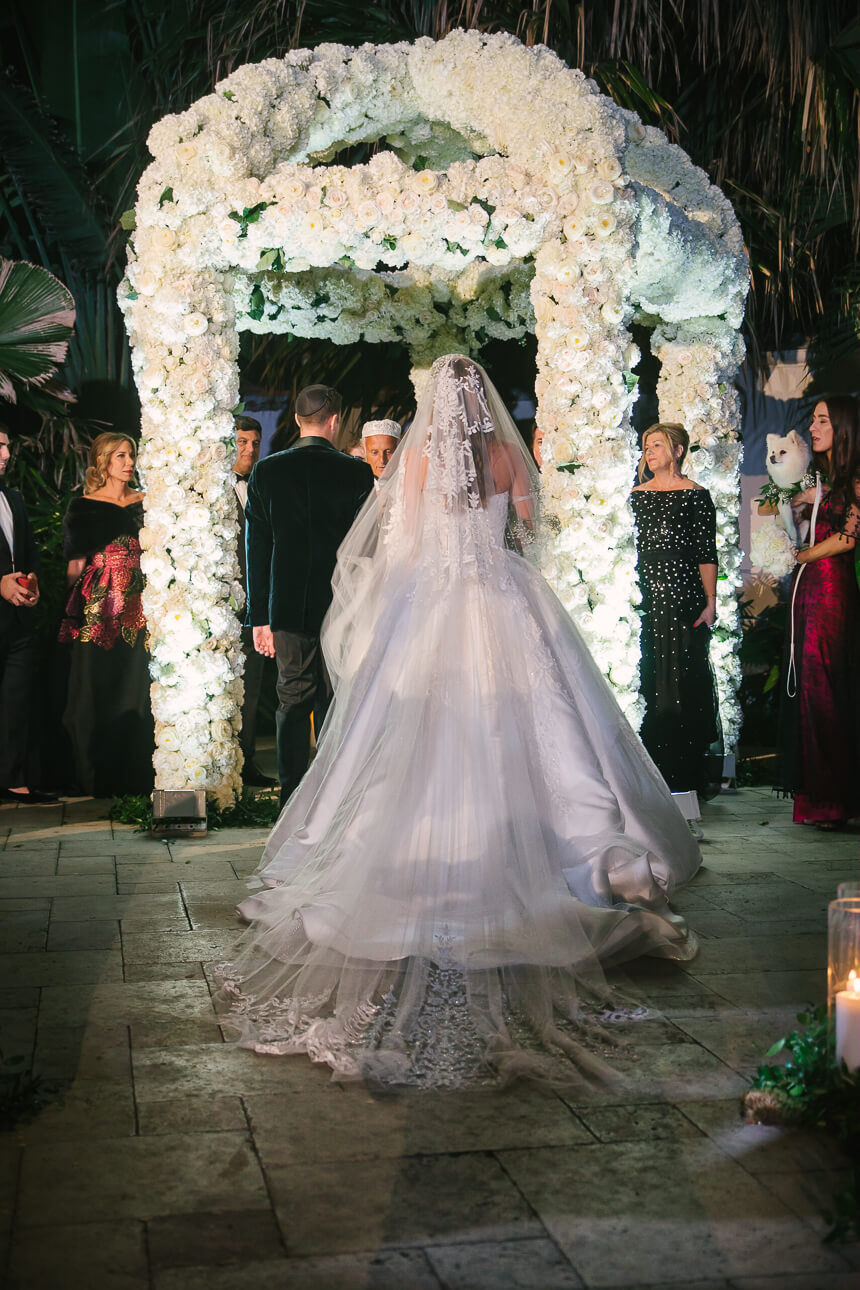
215,357,700,1087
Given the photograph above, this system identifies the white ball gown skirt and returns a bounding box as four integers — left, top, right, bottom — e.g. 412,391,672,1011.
215,508,701,1088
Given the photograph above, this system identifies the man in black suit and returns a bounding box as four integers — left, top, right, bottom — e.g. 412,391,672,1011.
232,415,275,787
245,386,374,804
0,425,56,803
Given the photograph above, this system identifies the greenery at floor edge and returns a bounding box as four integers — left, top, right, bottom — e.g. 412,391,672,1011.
750,1008,860,1242
111,788,282,831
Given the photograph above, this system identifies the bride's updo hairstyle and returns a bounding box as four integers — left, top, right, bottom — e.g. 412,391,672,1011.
637,422,689,482
84,433,137,494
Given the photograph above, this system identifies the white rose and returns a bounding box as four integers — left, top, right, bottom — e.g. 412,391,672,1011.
589,181,615,205
548,152,572,183
413,170,438,193
357,201,380,227
183,313,209,336
556,263,581,284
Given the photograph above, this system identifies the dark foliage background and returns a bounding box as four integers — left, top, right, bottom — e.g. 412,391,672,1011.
1,0,858,776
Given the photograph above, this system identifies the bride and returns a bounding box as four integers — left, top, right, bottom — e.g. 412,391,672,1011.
215,355,701,1087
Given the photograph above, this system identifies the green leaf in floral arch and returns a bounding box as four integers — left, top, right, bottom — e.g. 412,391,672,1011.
0,258,75,404
120,209,136,230
622,371,639,392
223,90,235,101
257,248,285,272
247,285,265,321
158,187,174,207
229,202,270,239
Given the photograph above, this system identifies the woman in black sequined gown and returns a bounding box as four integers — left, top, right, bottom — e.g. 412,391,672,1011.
631,423,722,797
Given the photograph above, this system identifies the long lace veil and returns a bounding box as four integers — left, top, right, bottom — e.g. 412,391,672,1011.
322,354,542,689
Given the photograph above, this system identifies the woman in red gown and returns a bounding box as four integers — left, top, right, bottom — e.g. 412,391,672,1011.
780,396,860,826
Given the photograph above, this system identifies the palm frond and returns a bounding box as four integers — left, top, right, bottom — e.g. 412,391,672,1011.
0,74,107,272
0,259,76,402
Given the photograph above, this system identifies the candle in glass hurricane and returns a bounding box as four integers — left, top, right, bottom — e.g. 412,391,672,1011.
829,897,860,1071
835,971,860,1071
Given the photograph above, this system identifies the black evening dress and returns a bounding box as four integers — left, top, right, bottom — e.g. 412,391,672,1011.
630,487,722,797
58,498,154,797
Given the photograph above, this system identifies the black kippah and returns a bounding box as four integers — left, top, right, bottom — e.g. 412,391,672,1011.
295,385,335,417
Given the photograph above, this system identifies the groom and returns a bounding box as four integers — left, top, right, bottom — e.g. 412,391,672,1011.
245,386,374,804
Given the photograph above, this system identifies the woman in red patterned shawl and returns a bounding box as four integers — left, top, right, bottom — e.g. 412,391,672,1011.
779,396,860,827
59,433,154,796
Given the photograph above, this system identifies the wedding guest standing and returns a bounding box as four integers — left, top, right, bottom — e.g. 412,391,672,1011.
0,425,57,804
360,419,402,480
245,385,374,805
631,422,722,798
779,396,860,827
530,422,545,470
59,434,154,797
233,416,274,787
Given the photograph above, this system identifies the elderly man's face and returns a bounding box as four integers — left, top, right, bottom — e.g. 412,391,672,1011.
364,434,398,478
234,429,261,476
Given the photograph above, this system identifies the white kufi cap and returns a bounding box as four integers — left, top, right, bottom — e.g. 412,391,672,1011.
361,419,402,441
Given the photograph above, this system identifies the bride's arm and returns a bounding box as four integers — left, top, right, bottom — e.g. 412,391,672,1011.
498,444,535,522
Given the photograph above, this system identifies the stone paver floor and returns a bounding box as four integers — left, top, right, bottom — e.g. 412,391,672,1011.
0,786,858,1289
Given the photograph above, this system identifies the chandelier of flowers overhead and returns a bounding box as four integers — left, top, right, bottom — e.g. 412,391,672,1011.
120,29,749,804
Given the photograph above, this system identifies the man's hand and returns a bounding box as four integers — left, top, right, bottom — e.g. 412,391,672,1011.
253,625,276,658
1,572,38,607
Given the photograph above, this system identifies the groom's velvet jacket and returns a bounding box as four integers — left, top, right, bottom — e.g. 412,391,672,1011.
245,436,374,635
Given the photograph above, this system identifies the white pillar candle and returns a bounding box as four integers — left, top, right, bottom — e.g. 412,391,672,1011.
835,970,860,1072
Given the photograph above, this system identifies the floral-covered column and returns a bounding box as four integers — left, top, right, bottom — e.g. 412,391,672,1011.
532,190,644,726
119,270,246,806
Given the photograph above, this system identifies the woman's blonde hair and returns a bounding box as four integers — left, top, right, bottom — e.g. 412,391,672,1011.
637,422,689,482
84,433,137,495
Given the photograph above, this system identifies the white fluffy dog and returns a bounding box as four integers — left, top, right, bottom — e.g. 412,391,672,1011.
765,430,812,545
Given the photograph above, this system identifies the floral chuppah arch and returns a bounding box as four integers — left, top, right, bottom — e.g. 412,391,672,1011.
120,29,748,805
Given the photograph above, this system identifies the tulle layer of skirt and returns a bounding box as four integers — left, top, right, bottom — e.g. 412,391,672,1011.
214,551,700,1088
